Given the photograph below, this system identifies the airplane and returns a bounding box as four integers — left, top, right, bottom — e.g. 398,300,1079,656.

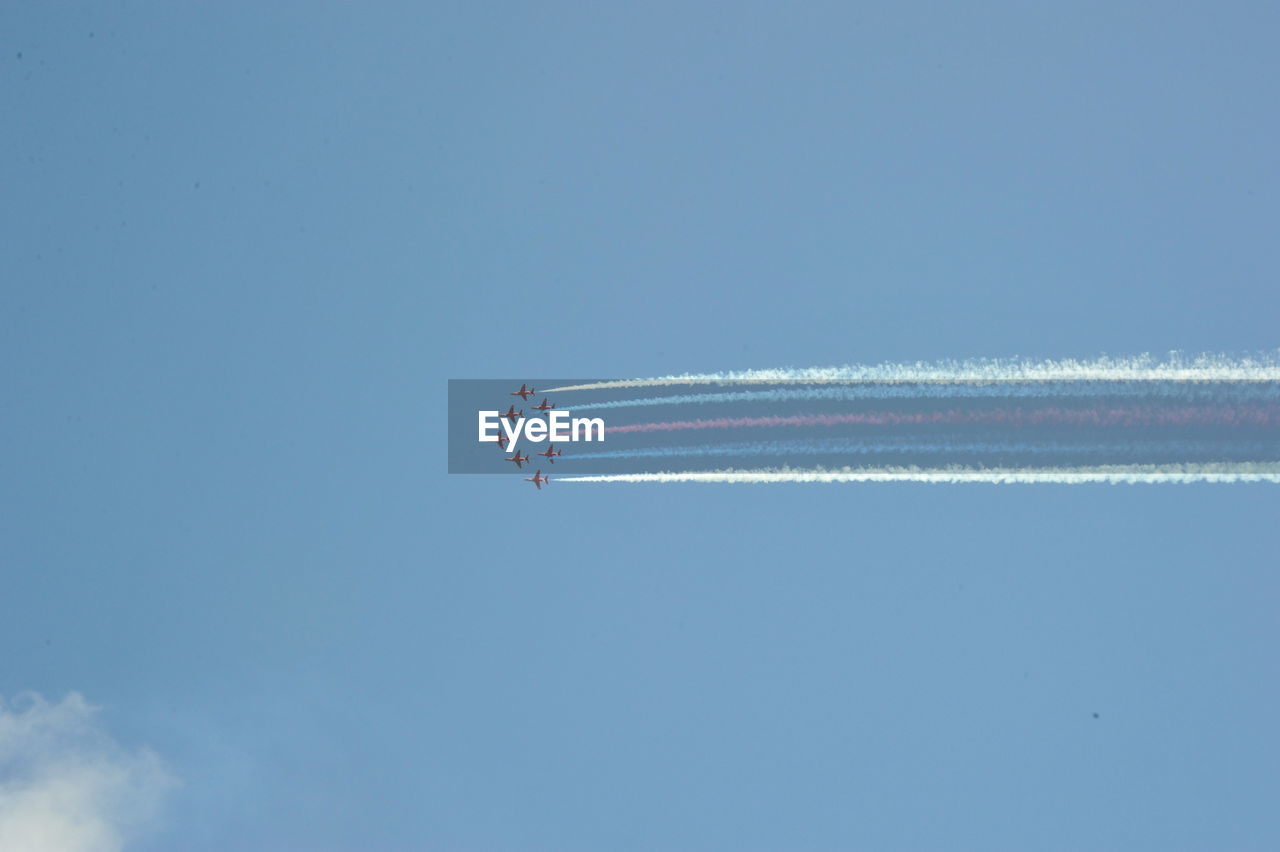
525,470,549,490
531,398,556,413
537,444,562,463
502,405,523,424
505,451,530,469
495,432,509,450
510,383,536,401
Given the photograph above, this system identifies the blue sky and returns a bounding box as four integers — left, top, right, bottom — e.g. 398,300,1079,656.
3,2,1279,849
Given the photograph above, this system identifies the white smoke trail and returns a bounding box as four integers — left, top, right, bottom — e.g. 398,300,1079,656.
557,462,1280,484
544,352,1280,393
559,383,1280,412
565,438,1275,461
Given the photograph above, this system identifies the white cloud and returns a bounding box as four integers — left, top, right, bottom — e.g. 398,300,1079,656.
0,692,177,852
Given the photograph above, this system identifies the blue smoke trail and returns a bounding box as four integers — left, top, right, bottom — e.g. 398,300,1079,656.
559,382,1280,412
558,463,1280,484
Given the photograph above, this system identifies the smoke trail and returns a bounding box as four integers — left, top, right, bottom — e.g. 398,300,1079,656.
557,462,1280,484
605,406,1280,434
564,438,1276,461
559,382,1280,412
544,352,1280,393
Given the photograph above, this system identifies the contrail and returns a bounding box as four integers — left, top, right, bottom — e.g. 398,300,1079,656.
605,406,1280,434
565,438,1275,461
557,462,1280,484
558,382,1280,412
543,352,1280,393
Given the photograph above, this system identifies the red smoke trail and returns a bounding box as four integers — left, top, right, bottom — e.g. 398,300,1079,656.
605,406,1280,434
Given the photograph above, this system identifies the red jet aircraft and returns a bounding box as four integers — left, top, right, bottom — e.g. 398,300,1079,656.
495,432,509,450
505,451,530,469
510,383,536,401
531,398,556,413
502,405,523,424
537,444,562,463
525,470,549,490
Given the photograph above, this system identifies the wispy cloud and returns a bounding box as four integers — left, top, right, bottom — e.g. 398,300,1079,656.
0,692,177,852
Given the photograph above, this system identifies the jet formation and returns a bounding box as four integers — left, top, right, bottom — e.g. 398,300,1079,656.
501,384,565,488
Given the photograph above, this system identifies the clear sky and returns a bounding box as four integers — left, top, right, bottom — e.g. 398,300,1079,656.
3,2,1279,850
